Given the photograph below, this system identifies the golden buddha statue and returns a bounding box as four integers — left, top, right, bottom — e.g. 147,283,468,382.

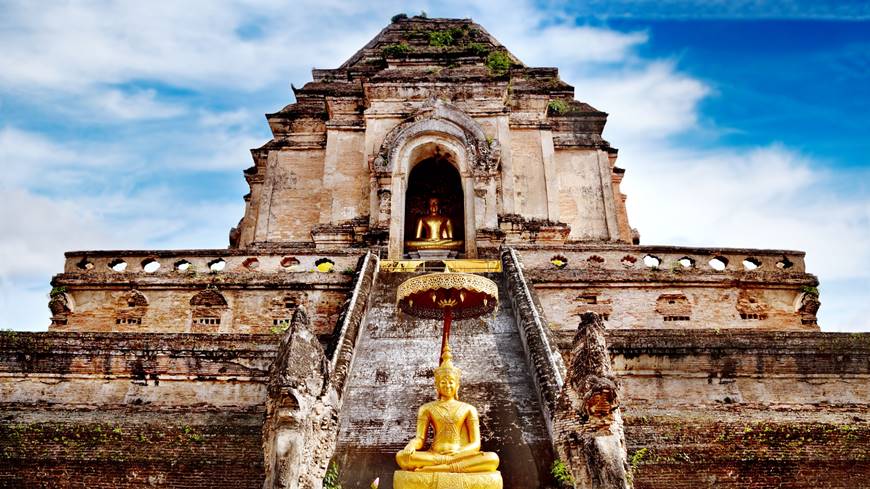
394,347,502,489
405,198,464,252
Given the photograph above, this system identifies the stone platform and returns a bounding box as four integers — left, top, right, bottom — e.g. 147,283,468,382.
407,249,460,260
394,471,503,489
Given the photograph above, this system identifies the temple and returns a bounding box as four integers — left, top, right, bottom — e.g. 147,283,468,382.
1,15,868,489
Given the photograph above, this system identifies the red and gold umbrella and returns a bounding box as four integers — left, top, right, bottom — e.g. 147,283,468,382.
397,272,499,361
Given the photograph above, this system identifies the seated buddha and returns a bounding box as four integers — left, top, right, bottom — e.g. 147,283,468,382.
405,198,464,252
395,348,500,483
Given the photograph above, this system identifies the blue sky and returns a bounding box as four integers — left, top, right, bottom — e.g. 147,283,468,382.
0,1,868,331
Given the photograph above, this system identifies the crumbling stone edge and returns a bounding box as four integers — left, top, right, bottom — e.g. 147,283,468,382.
500,247,566,435
329,252,379,397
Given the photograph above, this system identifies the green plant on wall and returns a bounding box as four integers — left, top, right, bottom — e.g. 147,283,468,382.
467,42,489,57
49,286,68,298
340,267,356,276
627,447,649,484
800,285,820,297
428,27,467,48
551,459,575,487
547,99,569,115
323,461,342,489
382,42,410,58
486,51,511,76
428,30,454,47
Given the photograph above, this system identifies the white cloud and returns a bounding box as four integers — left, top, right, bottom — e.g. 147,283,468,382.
0,1,377,94
504,25,648,64
0,186,241,330
568,61,711,138
198,108,254,128
622,144,870,276
0,189,109,279
0,126,125,191
0,1,651,95
93,89,186,121
0,276,52,331
183,114,267,170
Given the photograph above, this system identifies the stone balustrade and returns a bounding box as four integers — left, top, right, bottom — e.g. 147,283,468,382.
62,249,364,275
52,250,366,334
512,244,806,275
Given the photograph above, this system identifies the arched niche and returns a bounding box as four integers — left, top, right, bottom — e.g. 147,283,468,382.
387,138,477,258
403,148,465,254
374,101,499,259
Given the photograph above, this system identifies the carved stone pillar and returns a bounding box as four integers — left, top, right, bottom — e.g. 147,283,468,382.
376,187,392,230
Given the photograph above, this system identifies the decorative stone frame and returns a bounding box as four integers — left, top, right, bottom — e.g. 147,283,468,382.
370,101,501,259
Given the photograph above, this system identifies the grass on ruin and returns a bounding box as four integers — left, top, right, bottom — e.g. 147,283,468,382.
800,285,820,297
49,285,68,298
381,42,410,58
547,100,568,115
486,51,511,76
323,461,342,489
550,459,575,488
428,29,458,47
626,447,649,484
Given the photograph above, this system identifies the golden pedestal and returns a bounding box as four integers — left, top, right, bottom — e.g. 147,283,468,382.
393,470,503,489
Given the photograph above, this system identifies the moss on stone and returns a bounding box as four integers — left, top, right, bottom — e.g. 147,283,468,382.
381,42,411,58
485,51,511,76
548,100,569,115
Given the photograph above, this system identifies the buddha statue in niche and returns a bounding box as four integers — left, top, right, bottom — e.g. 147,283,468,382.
405,198,463,252
394,348,502,488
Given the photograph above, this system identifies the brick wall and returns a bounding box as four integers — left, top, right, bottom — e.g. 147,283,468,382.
624,409,870,489
1,411,264,489
0,332,279,488
3,326,869,488
51,272,354,335
598,330,870,489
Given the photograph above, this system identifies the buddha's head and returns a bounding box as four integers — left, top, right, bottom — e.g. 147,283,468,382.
428,198,440,216
434,348,461,400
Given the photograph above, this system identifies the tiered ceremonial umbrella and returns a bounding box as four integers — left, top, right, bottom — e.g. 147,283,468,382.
397,272,499,361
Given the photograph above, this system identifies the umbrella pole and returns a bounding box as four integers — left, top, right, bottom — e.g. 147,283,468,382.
440,306,452,362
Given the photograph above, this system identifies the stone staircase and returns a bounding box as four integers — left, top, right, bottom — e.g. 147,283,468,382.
332,269,554,488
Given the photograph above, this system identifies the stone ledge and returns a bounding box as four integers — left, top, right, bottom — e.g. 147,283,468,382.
0,331,279,353
603,329,870,353
0,332,279,378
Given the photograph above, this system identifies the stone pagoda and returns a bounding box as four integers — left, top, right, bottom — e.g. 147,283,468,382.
2,15,868,489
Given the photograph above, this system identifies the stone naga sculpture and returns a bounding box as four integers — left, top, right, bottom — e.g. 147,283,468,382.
262,308,340,489
553,312,631,489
